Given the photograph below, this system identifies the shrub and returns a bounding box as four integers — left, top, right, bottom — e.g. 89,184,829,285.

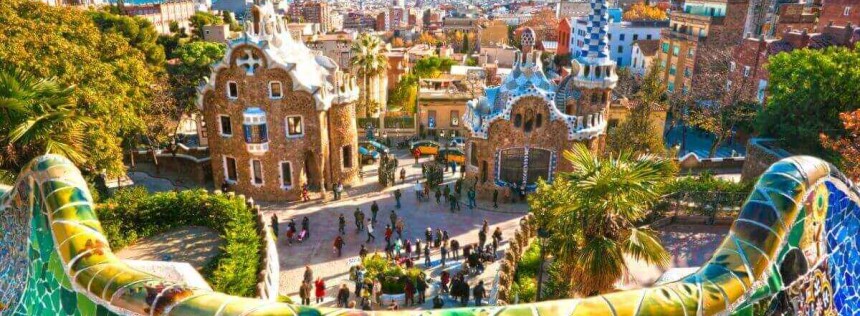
360,254,425,294
99,187,261,297
510,243,542,302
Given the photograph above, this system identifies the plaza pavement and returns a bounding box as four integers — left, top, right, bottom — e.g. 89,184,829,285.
259,149,733,309
260,149,527,309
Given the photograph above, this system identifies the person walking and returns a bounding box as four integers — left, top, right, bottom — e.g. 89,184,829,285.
423,243,431,267
467,188,476,209
478,228,487,250
299,281,311,305
492,189,499,208
440,241,448,267
370,201,379,223
389,210,398,228
440,271,450,294
416,277,427,304
395,219,404,239
414,239,422,260
354,265,365,296
404,279,415,306
473,281,486,306
303,265,314,284
302,184,310,201
434,188,442,204
333,235,344,257
359,244,368,259
286,219,296,245
394,189,402,208
424,227,433,245
449,194,458,212
451,239,460,260
434,229,443,248
450,161,457,175
315,278,326,304
400,168,406,184
394,238,403,256
365,220,376,243
270,214,279,236
443,185,450,202
338,214,346,235
301,216,310,239
337,284,350,307
493,227,503,256
413,148,420,164
354,208,364,232
460,164,466,177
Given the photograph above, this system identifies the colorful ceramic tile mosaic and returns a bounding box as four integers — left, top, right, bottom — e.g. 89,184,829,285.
2,152,860,316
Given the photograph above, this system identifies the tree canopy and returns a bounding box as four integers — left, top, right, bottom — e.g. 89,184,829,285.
622,3,668,21
413,56,455,78
756,45,860,155
0,0,160,176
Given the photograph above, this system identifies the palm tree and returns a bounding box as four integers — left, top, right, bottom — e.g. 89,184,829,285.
0,67,90,172
350,34,388,118
530,144,673,296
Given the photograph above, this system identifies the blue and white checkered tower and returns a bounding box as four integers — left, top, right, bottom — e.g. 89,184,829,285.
572,0,618,90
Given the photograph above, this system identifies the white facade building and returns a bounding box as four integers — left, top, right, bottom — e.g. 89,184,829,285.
570,12,667,67
630,40,659,76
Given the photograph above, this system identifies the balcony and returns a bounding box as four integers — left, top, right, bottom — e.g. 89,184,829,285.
660,29,706,43
243,108,269,155
669,11,725,25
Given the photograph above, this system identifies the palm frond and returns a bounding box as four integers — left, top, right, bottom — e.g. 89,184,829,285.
622,228,670,268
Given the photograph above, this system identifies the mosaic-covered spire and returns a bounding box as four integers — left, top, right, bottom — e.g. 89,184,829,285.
572,0,616,89
578,0,611,60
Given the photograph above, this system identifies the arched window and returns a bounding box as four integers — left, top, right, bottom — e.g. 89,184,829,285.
526,149,551,183
497,148,553,188
523,109,534,132
499,148,525,184
514,113,523,127
536,113,543,128
470,142,479,167
591,93,598,103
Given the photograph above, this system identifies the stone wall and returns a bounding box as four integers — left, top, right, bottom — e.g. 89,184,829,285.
128,151,213,185
493,213,537,305
741,138,791,182
465,96,602,199
203,44,358,201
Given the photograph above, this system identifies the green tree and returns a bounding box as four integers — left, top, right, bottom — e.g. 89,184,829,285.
387,74,418,113
529,144,673,296
350,34,389,118
0,67,92,171
0,0,160,176
757,45,860,154
89,10,166,70
608,62,668,156
412,56,455,78
683,47,758,157
189,11,222,39
221,10,242,32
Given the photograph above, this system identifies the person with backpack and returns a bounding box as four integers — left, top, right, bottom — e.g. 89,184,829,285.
338,213,346,235
394,189,402,208
366,220,376,243
337,284,350,307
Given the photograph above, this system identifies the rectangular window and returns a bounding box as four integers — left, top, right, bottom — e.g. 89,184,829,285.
646,34,652,40
844,6,851,16
684,67,691,77
669,66,676,75
280,162,293,188
619,33,625,41
726,80,732,90
672,46,680,56
269,81,283,99
660,59,667,68
342,145,353,168
757,79,768,102
450,110,459,126
667,82,675,92
227,81,238,99
219,115,232,136
427,110,437,129
617,57,623,65
617,45,623,53
688,48,694,57
662,42,669,53
224,156,238,182
743,66,751,77
251,159,263,185
286,116,303,137
730,62,736,72
633,34,638,41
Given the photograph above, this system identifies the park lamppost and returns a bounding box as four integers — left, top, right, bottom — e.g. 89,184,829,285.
535,227,551,301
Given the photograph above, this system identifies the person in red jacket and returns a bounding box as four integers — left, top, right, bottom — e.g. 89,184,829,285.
404,279,415,306
314,278,326,304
